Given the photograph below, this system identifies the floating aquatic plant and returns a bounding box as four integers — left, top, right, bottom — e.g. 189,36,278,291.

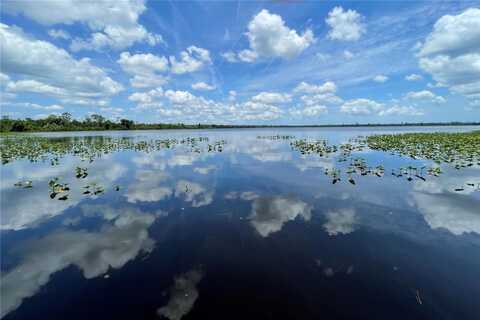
48,177,69,200
0,136,226,166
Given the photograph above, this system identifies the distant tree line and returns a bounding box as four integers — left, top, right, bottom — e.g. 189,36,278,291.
1,113,479,133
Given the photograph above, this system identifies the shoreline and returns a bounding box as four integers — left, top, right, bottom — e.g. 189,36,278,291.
2,122,480,134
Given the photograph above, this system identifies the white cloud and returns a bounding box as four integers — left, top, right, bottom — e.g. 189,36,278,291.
405,73,423,81
4,0,163,51
169,46,212,74
323,208,357,236
128,88,164,106
191,82,216,91
300,93,343,105
6,79,66,96
237,49,259,63
417,8,480,100
418,8,480,57
378,105,424,116
326,6,366,41
293,81,337,94
118,52,169,75
249,196,312,237
0,23,122,104
373,75,389,83
405,90,446,103
247,9,315,59
117,52,169,88
251,92,291,104
165,90,197,105
226,9,314,63
290,105,328,117
340,98,384,115
47,28,70,40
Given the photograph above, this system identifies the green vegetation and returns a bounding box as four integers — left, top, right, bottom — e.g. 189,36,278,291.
1,113,479,132
290,131,480,189
3,131,479,201
367,131,480,167
0,135,224,165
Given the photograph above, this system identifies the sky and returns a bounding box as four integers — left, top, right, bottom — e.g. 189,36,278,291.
1,0,480,125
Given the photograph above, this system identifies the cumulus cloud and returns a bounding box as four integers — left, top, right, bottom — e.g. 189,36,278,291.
128,87,284,123
0,206,158,318
157,269,203,320
0,23,122,105
373,75,389,83
191,82,216,91
326,6,366,41
117,52,169,88
340,98,384,115
169,46,212,74
4,0,163,51
251,92,292,104
293,81,337,94
323,208,357,236
300,93,343,106
404,90,446,103
405,74,423,81
224,9,314,63
249,195,312,237
165,90,197,105
128,88,164,106
417,8,480,100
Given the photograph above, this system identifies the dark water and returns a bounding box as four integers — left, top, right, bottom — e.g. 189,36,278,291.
1,126,479,320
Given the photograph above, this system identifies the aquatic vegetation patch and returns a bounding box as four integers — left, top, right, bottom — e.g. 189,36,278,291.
0,136,226,165
290,131,480,189
366,131,480,167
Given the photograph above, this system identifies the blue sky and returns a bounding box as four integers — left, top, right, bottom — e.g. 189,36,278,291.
1,0,479,124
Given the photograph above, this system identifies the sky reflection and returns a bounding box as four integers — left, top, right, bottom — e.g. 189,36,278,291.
1,127,479,319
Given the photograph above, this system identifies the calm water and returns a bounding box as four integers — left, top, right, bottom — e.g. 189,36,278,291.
1,126,479,320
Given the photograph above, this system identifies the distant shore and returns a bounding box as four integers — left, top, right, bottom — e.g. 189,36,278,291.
1,114,479,133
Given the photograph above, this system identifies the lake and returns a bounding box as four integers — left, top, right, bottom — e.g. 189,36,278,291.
1,126,479,320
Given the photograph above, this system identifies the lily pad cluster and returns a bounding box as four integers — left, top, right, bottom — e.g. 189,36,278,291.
366,131,480,167
48,177,70,200
290,131,479,187
1,136,226,165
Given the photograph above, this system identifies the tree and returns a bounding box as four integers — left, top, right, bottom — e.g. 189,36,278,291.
120,119,134,129
91,114,106,124
61,112,72,123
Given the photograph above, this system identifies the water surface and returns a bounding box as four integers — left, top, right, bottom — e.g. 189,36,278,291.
1,126,479,320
